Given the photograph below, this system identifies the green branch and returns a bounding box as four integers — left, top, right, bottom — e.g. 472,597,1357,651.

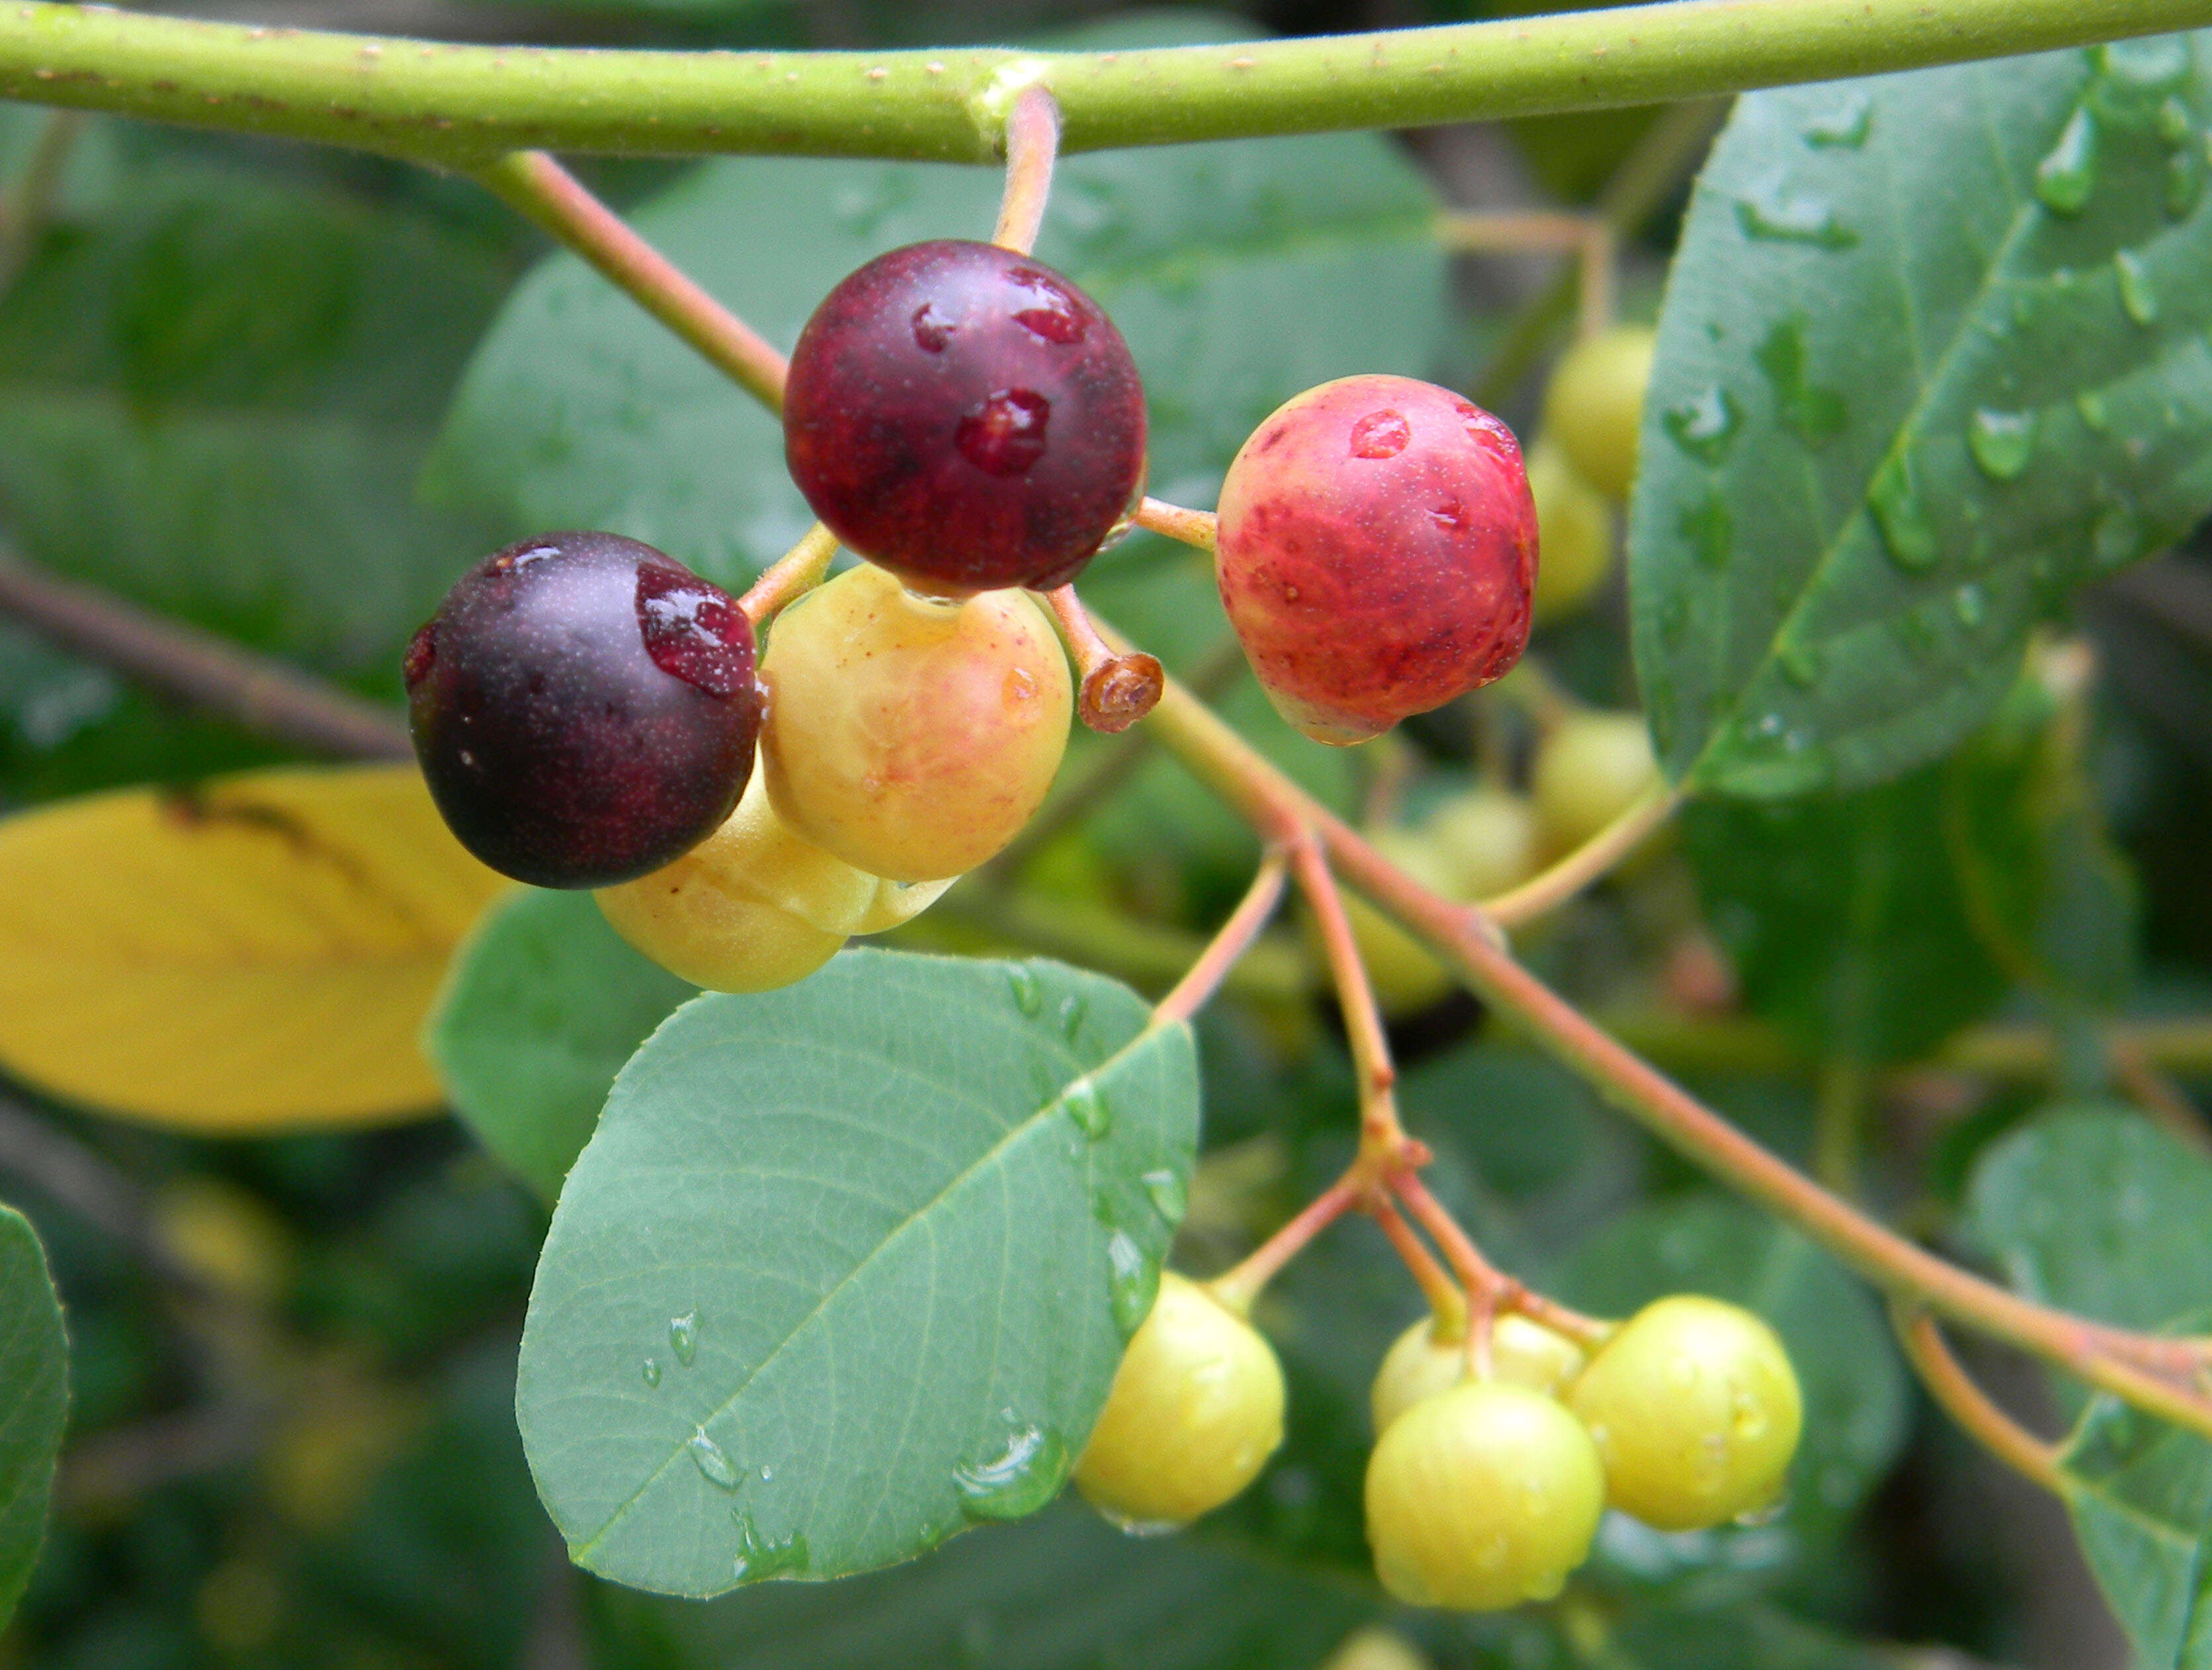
2,0,2209,167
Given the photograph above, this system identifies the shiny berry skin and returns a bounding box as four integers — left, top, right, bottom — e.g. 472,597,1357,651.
1566,1294,1803,1532
783,240,1148,596
1073,1272,1285,1531
1370,1311,1588,1436
404,533,758,889
1542,324,1656,504
1214,376,1537,746
1365,1381,1605,1611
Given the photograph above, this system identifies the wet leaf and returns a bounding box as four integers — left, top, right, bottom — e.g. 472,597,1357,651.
0,1204,66,1631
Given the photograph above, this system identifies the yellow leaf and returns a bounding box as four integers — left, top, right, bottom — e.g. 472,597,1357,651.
0,764,507,1131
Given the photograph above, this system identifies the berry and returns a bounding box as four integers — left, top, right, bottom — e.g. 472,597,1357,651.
1073,1272,1285,1530
595,772,952,993
1423,785,1541,902
1530,711,1660,856
783,240,1147,595
1541,325,1656,504
1525,440,1615,623
1566,1294,1803,1532
1214,376,1537,746
1364,1381,1605,1611
1370,1311,1588,1436
759,561,1071,882
1320,1628,1433,1670
405,532,758,889
1335,828,1459,1017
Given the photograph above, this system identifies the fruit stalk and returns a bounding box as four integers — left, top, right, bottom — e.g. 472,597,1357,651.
990,85,1059,256
1478,781,1679,931
1891,1303,2066,1495
1152,850,1291,1028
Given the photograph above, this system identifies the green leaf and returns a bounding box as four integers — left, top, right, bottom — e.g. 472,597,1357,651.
429,132,1443,593
517,948,1199,1597
1596,1601,1902,1669
591,1505,1375,1669
1683,762,2010,1063
2062,1389,2212,1670
427,889,695,1205
1554,1196,1908,1530
0,1202,68,1630
1633,36,2212,797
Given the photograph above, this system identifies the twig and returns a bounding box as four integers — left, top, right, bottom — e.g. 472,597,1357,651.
1478,780,1680,929
1153,850,1290,1026
1132,498,1218,552
1207,1174,1360,1315
1042,586,1163,734
1289,835,1404,1158
991,85,1060,255
1369,1195,1467,1327
2108,1033,2209,1153
1390,1170,1611,1349
1893,1304,2066,1496
0,545,409,760
738,523,838,625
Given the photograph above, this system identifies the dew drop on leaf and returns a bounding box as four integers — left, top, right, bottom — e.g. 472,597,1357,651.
642,1357,661,1388
2158,93,2196,145
1062,1077,1111,1139
2165,149,2204,218
1953,583,1989,629
688,1429,740,1490
1058,993,1087,1041
1801,91,1873,149
2097,35,2193,93
1870,453,1942,572
2034,107,2098,214
669,1309,699,1366
953,1424,1070,1521
2076,389,2112,433
1140,1168,1187,1223
1678,493,1734,571
1733,172,1859,248
2113,249,2159,324
1005,963,1042,1018
730,1510,810,1583
1105,1229,1156,1335
1967,408,2039,480
1662,385,1740,463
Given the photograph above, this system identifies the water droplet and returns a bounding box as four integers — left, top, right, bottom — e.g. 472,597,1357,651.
910,301,957,352
953,1425,1070,1520
1678,492,1734,571
2093,502,2150,570
2115,249,2159,324
1348,409,1410,460
956,388,1050,476
1058,994,1087,1041
2076,389,2112,432
1005,963,1042,1018
730,1511,810,1583
1777,642,1822,689
1870,452,1942,571
1732,1390,1771,1440
2035,107,2098,214
1734,172,1858,248
1061,1077,1111,1139
1662,384,1740,463
1099,1509,1183,1538
2098,36,2193,93
635,566,753,697
1139,1168,1187,1223
689,1430,740,1490
1105,1231,1156,1336
1802,91,1873,149
642,1357,661,1388
1754,312,1846,448
2166,148,2205,218
2158,93,2196,145
1967,407,2038,480
669,1311,699,1367
1952,582,1988,629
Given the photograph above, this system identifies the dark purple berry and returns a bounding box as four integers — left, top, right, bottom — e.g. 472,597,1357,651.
783,240,1147,596
405,532,759,889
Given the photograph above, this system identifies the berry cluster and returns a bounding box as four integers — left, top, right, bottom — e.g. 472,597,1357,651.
1073,1276,1802,1611
405,240,1543,992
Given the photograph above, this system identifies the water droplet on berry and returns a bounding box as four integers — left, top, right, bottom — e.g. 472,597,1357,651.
1007,267,1088,344
1062,1078,1111,1139
642,1357,661,1387
1871,453,1941,571
1348,410,1412,459
1006,963,1042,1017
669,1310,699,1366
1953,582,1988,629
1105,1230,1155,1335
1732,1390,1770,1440
953,1425,1069,1520
730,1511,810,1583
1967,408,2038,480
956,389,1050,476
910,302,957,352
689,1430,740,1489
1734,172,1857,247
2035,107,2098,214
1140,1168,1187,1223
1663,384,1740,462
635,566,754,697
1801,91,1872,148
2114,249,2159,324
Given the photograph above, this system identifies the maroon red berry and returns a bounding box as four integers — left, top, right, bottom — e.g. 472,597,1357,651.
783,239,1147,596
405,532,759,888
1214,376,1537,746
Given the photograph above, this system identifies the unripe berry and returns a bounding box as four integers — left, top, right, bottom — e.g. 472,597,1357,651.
759,562,1072,883
1365,1382,1605,1611
1321,1627,1433,1670
1525,441,1615,623
405,533,759,889
1370,1312,1588,1436
783,240,1147,596
1566,1294,1803,1532
1073,1272,1285,1530
1530,711,1660,856
1334,828,1457,1017
1541,325,1656,504
1214,376,1536,746
1422,786,1541,902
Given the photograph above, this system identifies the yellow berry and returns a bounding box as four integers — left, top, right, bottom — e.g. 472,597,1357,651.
1566,1294,1803,1532
1074,1272,1285,1530
1530,711,1660,856
1320,1626,1433,1670
1371,1312,1588,1435
760,561,1071,882
1365,1381,1605,1611
1421,787,1541,902
1541,324,1656,503
1525,440,1615,623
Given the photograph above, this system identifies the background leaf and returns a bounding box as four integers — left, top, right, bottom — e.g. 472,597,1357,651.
0,1202,67,1631
1633,36,2212,797
0,764,506,1127
427,888,695,1204
517,949,1199,1596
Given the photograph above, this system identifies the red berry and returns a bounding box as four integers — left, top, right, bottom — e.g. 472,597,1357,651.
405,532,759,889
1214,376,1537,746
783,240,1147,596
